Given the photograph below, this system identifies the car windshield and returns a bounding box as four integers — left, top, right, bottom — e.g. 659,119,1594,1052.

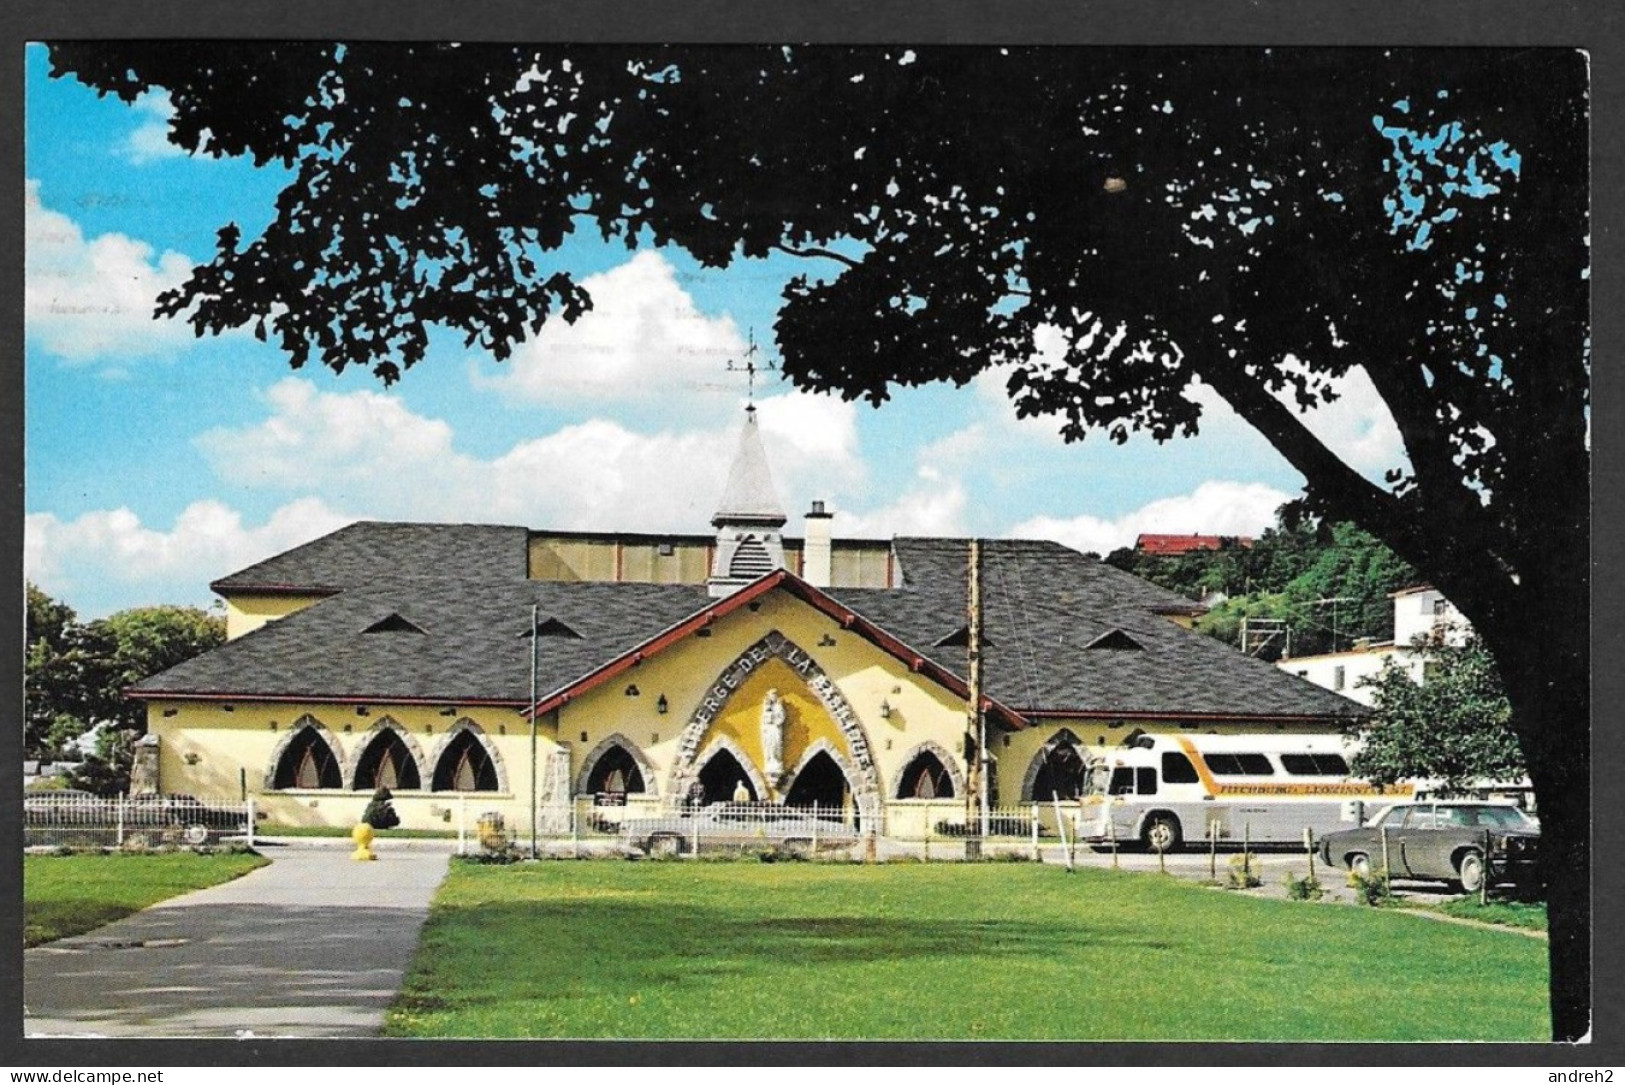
1366,805,1403,827
1460,805,1536,829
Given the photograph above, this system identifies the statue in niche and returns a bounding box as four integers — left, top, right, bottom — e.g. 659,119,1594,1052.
760,688,787,782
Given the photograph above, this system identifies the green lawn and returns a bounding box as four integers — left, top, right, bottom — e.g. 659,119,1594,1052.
1422,897,1549,932
386,861,1549,1041
23,851,268,947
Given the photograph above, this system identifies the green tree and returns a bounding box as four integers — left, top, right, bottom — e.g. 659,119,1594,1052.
25,584,117,758
47,43,1590,1039
1352,637,1523,797
24,586,225,779
92,606,227,730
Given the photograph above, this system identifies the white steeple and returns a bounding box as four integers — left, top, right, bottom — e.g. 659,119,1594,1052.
709,406,788,596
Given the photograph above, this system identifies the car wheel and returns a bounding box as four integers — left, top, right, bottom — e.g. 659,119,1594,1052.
1349,853,1372,880
182,823,209,846
1141,814,1182,854
1456,849,1486,893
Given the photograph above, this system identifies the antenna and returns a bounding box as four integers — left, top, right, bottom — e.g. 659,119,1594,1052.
725,328,779,406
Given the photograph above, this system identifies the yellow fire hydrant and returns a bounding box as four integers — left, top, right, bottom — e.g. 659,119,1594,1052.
351,821,376,862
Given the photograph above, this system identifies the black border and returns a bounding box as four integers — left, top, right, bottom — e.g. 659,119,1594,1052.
2,0,1619,1069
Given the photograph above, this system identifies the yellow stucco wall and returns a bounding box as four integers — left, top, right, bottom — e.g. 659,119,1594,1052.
146,700,551,831
222,593,332,640
554,588,974,809
153,582,1348,834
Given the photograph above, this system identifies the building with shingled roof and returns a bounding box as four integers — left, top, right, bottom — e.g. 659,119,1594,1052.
130,408,1367,842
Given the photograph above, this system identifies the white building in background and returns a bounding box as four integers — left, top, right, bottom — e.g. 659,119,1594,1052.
1277,585,1469,706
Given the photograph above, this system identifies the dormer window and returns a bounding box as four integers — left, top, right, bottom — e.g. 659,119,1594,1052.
363,613,427,635
520,616,583,639
1084,628,1144,651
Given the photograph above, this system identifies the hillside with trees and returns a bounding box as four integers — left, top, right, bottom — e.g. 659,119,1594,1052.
1105,512,1420,660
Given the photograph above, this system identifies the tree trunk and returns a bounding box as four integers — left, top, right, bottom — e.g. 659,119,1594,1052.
1476,589,1590,1042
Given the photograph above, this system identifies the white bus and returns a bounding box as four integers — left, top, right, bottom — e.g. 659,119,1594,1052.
1080,731,1412,852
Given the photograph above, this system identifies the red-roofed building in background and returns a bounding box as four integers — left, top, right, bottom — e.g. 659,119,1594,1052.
1134,533,1254,556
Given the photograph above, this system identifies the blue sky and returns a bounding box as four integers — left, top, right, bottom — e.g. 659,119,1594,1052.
23,43,1409,618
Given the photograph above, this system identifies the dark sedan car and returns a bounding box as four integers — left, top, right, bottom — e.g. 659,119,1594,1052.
125,793,252,842
1319,802,1539,892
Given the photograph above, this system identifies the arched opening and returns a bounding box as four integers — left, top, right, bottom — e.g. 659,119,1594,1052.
586,744,646,796
1031,735,1088,801
353,728,421,791
897,750,956,799
785,750,852,809
698,748,756,805
432,730,499,791
273,726,342,790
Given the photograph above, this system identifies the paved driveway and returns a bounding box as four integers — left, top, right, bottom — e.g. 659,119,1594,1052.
23,840,452,1039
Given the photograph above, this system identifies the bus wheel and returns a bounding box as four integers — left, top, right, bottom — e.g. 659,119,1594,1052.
1456,849,1486,894
1142,814,1182,854
1349,853,1373,880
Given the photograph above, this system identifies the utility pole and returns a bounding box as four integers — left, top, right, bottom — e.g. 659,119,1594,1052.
529,602,539,860
1314,596,1355,654
966,540,989,836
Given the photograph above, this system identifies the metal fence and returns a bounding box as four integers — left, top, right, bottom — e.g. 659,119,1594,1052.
23,794,258,849
450,796,1099,859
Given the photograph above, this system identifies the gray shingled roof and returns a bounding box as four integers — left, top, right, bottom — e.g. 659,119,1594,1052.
137,579,711,704
141,527,1365,722
833,539,1366,720
210,521,529,593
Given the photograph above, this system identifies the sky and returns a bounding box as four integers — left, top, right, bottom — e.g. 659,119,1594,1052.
22,43,1410,619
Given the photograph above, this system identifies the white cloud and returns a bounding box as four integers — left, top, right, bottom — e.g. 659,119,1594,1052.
473,250,748,406
25,497,351,616
122,91,187,165
1007,479,1293,556
194,378,869,533
25,179,195,362
837,468,969,539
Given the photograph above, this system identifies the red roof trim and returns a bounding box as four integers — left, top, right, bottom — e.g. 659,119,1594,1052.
126,689,528,709
527,569,1028,729
209,583,343,597
1017,708,1366,722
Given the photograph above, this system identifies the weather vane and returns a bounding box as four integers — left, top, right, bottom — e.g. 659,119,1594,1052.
725,328,778,407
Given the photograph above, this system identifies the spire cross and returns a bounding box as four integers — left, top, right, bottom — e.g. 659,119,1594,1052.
725,328,778,406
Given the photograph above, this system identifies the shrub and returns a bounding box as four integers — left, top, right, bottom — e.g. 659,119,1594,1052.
1349,866,1392,906
1284,872,1324,901
1227,853,1262,889
458,846,522,865
363,787,401,830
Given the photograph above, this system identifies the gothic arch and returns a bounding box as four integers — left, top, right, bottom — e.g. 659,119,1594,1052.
692,733,772,803
890,740,967,800
780,737,857,800
668,630,880,816
575,732,659,798
428,718,510,793
264,714,344,790
1021,728,1091,802
345,716,430,790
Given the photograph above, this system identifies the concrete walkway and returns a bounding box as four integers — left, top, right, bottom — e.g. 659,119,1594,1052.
23,839,453,1039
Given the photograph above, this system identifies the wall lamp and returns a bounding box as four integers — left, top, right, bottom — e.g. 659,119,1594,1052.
879,699,892,720
183,752,201,766
818,634,837,647
356,705,370,717
440,707,457,717
656,694,669,715
625,684,641,697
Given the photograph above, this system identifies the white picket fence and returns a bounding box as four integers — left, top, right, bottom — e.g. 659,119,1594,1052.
23,794,257,849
